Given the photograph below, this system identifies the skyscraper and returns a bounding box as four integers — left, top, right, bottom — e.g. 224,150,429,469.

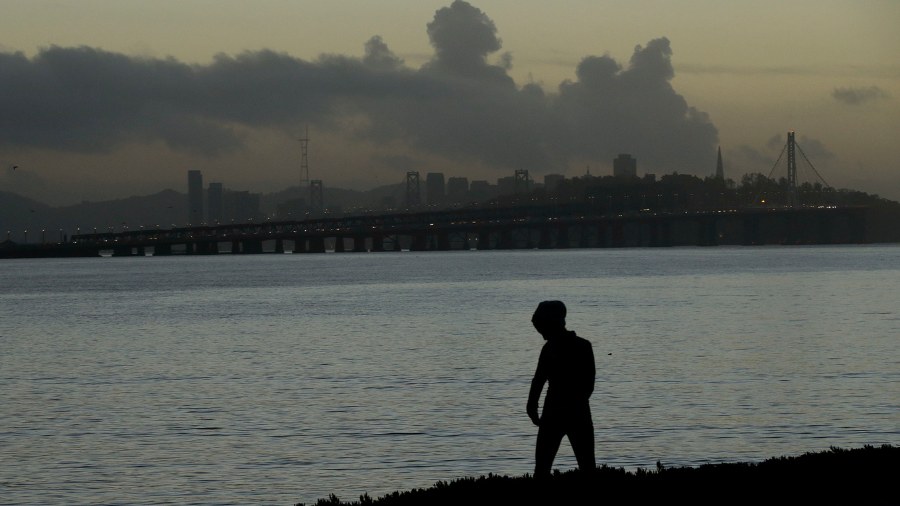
207,182,223,224
613,154,637,178
187,170,203,224
426,172,445,206
446,177,469,204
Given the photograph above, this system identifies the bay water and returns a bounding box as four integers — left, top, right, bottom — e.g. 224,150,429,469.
1,246,898,504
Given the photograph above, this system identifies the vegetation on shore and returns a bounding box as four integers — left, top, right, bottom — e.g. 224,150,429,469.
298,445,897,505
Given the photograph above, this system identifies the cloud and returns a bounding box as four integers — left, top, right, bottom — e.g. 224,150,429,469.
832,86,890,105
553,38,717,171
0,1,717,176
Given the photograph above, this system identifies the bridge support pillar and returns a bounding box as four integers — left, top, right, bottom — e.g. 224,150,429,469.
742,216,761,245
497,230,513,250
578,225,590,248
476,230,491,250
611,222,625,247
371,234,385,252
153,244,172,256
292,238,307,253
595,223,608,248
848,210,867,243
697,217,718,246
353,236,367,252
463,233,474,250
232,240,241,254
782,214,799,245
334,236,346,253
651,221,672,247
112,245,134,256
241,239,263,254
556,225,570,249
410,233,427,251
275,239,285,253
195,241,217,254
308,237,326,253
436,232,451,251
538,227,552,249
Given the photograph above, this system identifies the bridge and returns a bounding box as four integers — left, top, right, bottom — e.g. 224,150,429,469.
1,203,867,258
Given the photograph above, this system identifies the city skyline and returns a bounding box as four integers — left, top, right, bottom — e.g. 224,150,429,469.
1,0,898,205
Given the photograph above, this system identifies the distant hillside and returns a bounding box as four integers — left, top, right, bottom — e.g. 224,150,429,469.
0,191,55,241
261,183,406,215
0,190,185,241
0,184,409,242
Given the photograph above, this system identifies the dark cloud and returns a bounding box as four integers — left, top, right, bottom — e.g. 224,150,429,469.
0,1,717,176
371,154,422,173
553,38,717,171
423,0,511,85
832,86,890,105
363,36,404,70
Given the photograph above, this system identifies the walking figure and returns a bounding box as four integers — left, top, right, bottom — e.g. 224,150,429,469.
526,300,596,477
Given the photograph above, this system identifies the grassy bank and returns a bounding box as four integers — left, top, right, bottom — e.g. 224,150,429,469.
298,445,897,505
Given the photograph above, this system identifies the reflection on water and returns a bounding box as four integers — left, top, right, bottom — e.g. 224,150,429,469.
1,246,898,504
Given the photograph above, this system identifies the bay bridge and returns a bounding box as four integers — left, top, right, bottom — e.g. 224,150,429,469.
3,202,866,259
0,132,869,258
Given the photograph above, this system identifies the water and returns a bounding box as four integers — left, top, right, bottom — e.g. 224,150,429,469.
1,246,898,505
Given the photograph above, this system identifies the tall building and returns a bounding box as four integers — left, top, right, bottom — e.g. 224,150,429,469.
446,177,469,204
187,170,203,224
426,172,446,205
613,154,637,178
497,176,516,196
224,190,262,223
715,146,725,180
207,182,223,224
469,180,494,201
544,174,565,191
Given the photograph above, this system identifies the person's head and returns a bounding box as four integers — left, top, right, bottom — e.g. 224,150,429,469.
532,300,567,339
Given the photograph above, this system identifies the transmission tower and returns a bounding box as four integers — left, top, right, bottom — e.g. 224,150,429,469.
299,127,310,188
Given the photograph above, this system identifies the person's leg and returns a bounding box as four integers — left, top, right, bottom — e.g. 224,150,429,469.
568,420,595,471
534,423,565,477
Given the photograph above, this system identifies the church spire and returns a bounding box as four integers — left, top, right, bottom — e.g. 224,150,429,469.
715,146,724,180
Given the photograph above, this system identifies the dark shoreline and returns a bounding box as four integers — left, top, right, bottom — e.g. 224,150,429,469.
298,445,897,505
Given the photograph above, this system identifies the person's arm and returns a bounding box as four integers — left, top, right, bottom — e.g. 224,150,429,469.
527,347,548,426
585,341,595,398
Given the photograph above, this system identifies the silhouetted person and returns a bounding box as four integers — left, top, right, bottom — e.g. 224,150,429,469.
526,300,595,477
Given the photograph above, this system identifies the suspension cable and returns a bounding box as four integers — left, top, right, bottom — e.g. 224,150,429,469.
767,142,788,180
794,142,832,188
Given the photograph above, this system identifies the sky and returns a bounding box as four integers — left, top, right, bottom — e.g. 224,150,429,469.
1,0,898,205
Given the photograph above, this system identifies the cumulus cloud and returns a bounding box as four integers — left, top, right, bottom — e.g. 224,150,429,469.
0,0,717,176
553,38,716,171
832,86,890,105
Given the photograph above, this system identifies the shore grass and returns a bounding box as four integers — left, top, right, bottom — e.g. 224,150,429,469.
298,445,897,505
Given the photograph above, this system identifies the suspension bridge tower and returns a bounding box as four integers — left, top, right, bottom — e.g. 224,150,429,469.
786,131,798,208
299,127,324,216
764,131,831,208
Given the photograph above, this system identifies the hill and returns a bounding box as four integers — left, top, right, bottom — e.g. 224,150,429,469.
298,445,896,506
